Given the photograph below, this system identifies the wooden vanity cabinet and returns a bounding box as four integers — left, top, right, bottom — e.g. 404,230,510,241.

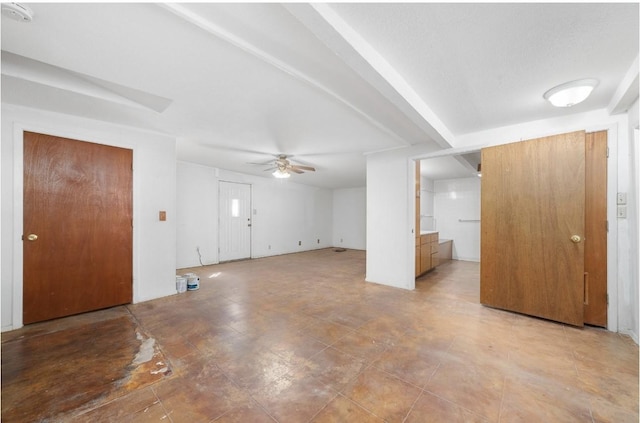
415,237,421,276
420,234,431,271
417,232,439,276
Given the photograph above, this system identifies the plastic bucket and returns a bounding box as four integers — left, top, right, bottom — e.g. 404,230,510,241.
176,276,187,293
183,273,200,291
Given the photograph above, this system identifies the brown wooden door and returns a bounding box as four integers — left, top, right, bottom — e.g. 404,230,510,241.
584,131,607,327
23,132,133,324
480,131,586,326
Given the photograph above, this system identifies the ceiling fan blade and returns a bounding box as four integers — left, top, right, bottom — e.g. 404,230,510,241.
263,167,277,172
248,159,276,165
291,165,315,172
288,167,304,174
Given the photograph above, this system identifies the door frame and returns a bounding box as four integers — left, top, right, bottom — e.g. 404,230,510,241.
11,122,138,330
410,124,619,332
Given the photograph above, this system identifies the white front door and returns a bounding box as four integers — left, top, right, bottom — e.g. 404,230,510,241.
219,181,252,262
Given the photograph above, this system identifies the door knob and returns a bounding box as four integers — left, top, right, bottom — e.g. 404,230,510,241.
570,235,581,243
26,234,38,241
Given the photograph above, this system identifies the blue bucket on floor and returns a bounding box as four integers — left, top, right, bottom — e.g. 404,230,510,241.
183,273,200,291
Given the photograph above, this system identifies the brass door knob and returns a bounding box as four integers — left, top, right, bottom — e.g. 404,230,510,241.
570,235,581,243
26,234,38,241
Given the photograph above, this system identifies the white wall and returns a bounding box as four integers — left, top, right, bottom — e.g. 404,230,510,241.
420,177,435,231
175,162,334,268
434,177,481,261
332,187,366,250
1,104,177,331
176,162,218,267
366,146,428,290
623,99,639,343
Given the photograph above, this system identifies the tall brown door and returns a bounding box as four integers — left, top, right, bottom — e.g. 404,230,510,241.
480,131,586,326
23,132,133,324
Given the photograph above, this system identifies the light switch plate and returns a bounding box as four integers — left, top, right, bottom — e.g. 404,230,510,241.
617,192,627,205
617,205,627,218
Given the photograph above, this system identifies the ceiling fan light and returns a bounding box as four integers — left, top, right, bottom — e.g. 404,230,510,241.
272,169,290,179
543,79,598,108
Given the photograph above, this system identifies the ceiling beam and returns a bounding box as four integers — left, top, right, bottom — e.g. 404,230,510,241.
284,3,455,150
1,51,171,112
608,55,639,115
158,3,411,148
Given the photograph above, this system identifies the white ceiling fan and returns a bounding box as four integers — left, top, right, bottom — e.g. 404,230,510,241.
250,154,316,178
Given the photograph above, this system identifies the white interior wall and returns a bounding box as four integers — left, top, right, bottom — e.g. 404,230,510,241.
366,147,430,290
175,162,334,269
433,177,481,262
332,187,366,250
1,104,177,331
623,99,639,343
420,176,435,231
176,162,218,267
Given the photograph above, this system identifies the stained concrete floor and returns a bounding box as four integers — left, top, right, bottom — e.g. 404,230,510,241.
1,248,638,422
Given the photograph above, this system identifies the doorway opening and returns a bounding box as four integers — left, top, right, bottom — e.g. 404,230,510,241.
414,130,608,328
417,152,481,265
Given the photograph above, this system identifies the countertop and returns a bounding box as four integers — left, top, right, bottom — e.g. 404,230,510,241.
420,230,438,235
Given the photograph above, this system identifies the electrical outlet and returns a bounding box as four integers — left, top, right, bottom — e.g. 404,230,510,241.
340,238,343,243
617,205,627,218
298,241,301,246
317,239,320,244
268,245,271,250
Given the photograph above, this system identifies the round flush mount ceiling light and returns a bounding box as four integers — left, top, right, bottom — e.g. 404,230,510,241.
1,3,34,22
543,79,598,108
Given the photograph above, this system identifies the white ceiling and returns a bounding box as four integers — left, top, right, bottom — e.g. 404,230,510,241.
2,3,638,187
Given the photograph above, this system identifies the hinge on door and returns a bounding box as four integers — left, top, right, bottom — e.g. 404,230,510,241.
605,220,609,232
606,147,609,158
606,293,609,305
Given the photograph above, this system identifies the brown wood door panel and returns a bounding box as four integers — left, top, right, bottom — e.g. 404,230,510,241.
480,131,585,326
584,131,607,327
23,132,132,324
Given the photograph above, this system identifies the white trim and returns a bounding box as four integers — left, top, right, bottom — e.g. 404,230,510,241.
605,125,619,333
12,124,24,330
11,122,138,330
411,144,484,161
407,158,417,290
